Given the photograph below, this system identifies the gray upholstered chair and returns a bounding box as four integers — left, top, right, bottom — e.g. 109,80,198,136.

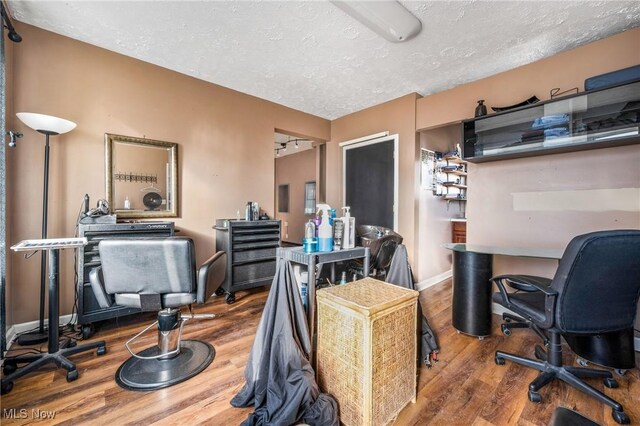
89,237,226,391
492,230,640,425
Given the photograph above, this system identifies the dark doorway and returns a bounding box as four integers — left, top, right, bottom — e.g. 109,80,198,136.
344,138,396,229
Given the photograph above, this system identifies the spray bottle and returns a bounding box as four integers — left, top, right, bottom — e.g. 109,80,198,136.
341,206,355,249
316,204,333,252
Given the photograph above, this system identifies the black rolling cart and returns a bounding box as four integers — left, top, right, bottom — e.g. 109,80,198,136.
2,238,107,395
214,219,280,304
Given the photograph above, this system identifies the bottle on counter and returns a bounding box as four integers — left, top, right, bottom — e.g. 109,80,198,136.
333,219,343,251
303,220,317,253
316,204,333,252
299,272,308,312
341,206,355,249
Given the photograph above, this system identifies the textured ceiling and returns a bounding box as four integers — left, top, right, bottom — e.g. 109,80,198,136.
8,1,640,120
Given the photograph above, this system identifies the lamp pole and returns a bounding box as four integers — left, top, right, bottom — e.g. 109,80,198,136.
15,113,76,346
18,131,57,345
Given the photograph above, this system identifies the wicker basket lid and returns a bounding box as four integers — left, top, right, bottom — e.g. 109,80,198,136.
317,277,418,316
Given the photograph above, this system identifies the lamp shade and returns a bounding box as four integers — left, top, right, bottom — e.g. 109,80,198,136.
16,112,77,135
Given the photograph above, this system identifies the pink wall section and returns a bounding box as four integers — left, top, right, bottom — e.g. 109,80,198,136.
5,23,330,324
275,148,317,244
4,22,639,326
327,94,420,268
416,27,640,280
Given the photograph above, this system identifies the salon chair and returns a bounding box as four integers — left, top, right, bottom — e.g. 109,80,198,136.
354,225,403,279
492,230,640,425
89,237,226,391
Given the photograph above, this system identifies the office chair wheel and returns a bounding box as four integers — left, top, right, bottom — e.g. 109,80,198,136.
528,390,542,403
66,369,79,382
501,324,511,336
614,369,626,376
577,357,589,367
3,363,17,375
495,355,505,366
225,292,236,304
1,381,13,395
82,324,95,339
214,287,225,296
67,340,77,348
612,410,630,424
604,377,619,389
97,346,107,356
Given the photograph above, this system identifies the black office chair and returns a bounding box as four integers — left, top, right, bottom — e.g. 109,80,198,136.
492,230,640,425
89,237,226,391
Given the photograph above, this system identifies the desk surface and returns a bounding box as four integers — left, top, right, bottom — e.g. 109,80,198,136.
444,243,563,259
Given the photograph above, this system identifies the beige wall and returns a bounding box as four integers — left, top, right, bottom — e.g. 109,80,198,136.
5,23,330,324
415,28,640,278
328,93,421,270
275,148,317,244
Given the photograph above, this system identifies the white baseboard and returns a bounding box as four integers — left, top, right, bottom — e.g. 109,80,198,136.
4,314,76,352
416,269,452,292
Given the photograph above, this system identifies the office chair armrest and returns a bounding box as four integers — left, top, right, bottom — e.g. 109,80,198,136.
197,251,227,304
492,274,556,307
88,266,113,309
492,274,553,293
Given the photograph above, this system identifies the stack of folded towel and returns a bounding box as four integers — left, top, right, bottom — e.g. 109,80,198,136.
531,114,570,140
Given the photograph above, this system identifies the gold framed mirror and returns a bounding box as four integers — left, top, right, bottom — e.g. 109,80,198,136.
105,133,178,219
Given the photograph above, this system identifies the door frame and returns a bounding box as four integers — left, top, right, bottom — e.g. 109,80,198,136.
341,133,399,231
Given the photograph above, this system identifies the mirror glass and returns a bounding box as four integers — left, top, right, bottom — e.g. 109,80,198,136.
105,133,178,219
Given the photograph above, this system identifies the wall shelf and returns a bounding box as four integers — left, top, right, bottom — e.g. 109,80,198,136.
433,149,467,217
462,80,640,162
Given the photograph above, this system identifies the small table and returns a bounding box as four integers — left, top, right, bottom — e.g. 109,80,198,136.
1,238,107,395
276,246,370,361
444,243,563,338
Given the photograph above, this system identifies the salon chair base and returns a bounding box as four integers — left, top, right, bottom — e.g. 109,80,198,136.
116,340,214,391
1,338,107,395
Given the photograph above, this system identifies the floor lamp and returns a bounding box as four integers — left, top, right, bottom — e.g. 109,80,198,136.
15,112,77,346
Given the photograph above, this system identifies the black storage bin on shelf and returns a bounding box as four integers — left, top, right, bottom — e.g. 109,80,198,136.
214,219,280,304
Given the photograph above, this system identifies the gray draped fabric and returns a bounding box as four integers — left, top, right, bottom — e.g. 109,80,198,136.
231,259,339,426
386,244,439,367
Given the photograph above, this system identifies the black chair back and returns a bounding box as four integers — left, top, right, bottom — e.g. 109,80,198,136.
551,230,640,334
99,237,197,296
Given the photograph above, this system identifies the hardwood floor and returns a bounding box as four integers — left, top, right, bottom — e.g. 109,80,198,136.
1,280,638,425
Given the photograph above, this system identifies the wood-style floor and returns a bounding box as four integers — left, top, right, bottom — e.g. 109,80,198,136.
1,280,638,425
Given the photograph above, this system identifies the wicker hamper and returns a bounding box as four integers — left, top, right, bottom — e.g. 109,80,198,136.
316,278,419,426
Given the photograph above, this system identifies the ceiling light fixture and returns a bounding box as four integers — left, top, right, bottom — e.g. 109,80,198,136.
331,0,421,43
295,140,299,149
